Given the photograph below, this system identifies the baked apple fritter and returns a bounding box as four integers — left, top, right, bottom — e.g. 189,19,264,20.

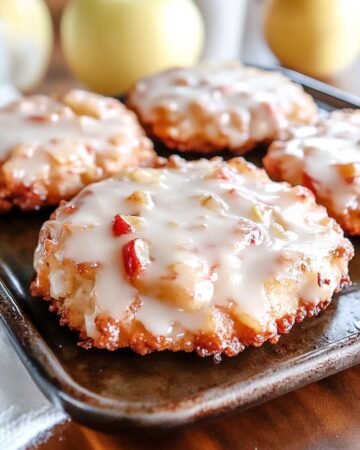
264,110,360,235
31,156,353,357
0,89,156,211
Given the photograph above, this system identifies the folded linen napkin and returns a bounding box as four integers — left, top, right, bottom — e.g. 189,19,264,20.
0,323,67,450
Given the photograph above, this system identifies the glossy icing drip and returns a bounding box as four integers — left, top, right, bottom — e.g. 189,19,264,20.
34,158,346,339
275,111,360,213
0,90,148,185
130,62,316,146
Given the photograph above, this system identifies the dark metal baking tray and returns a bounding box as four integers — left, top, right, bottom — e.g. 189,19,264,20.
0,67,359,431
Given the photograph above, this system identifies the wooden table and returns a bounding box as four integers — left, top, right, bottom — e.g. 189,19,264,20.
38,367,360,450
32,2,360,448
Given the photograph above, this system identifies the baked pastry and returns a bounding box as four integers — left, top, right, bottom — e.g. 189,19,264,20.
0,89,156,211
264,110,360,235
31,156,352,357
128,61,317,154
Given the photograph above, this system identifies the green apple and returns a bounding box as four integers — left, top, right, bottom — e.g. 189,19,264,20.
265,0,360,78
0,0,53,92
61,0,204,95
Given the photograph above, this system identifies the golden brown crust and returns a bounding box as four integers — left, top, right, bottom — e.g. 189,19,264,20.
31,232,349,357
0,143,157,212
128,104,265,155
128,101,316,155
31,249,351,356
31,288,345,357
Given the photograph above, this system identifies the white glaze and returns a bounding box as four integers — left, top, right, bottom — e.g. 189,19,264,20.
35,158,346,339
130,62,316,147
0,90,148,185
274,111,360,213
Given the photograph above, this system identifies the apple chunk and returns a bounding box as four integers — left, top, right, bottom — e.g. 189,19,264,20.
133,259,215,311
122,238,150,277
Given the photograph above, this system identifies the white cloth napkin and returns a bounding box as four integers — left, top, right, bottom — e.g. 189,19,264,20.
0,323,67,450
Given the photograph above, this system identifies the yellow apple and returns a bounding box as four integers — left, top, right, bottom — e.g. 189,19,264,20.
265,0,360,78
0,0,53,92
61,0,204,95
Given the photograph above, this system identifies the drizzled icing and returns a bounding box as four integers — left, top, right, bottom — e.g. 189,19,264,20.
268,110,360,213
0,90,153,186
34,158,348,340
129,61,316,148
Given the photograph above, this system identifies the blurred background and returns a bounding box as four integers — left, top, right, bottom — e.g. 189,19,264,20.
0,0,359,102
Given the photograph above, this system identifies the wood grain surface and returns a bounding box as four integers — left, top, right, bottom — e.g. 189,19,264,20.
37,366,360,450
30,2,360,449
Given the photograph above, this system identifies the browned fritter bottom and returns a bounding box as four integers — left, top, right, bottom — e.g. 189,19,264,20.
306,195,360,237
127,104,276,156
34,291,347,358
0,152,159,212
334,210,360,236
0,183,75,212
127,99,317,157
